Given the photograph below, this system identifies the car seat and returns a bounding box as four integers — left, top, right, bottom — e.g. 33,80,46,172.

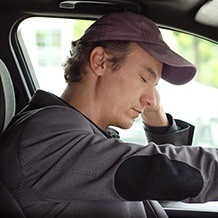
0,59,15,133
0,59,26,217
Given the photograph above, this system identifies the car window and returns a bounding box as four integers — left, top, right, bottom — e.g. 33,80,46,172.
18,17,218,148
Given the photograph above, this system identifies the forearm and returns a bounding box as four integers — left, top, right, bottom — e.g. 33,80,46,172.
143,113,194,146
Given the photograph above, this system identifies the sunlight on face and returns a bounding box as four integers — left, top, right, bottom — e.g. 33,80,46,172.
103,43,163,129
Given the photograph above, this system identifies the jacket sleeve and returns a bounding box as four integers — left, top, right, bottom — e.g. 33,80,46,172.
18,107,217,204
144,113,194,146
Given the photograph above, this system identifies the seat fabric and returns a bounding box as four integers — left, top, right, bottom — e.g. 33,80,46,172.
0,59,15,133
0,59,26,217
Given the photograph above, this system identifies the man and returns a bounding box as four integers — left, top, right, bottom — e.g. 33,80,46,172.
0,11,218,217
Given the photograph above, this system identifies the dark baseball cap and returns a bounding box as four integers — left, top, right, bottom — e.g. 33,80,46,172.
81,11,196,85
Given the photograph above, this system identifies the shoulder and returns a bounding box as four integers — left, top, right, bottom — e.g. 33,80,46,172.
15,105,99,157
20,105,93,135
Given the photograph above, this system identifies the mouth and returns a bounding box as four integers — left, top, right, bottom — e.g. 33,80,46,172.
132,108,142,114
131,108,142,119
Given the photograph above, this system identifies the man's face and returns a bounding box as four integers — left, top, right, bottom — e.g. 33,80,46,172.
101,42,163,130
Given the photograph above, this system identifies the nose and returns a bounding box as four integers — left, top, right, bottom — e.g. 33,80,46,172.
140,88,157,108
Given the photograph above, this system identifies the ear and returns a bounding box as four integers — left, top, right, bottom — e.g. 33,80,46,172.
89,46,107,76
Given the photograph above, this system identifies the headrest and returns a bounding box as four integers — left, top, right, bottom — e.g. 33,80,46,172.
0,59,15,134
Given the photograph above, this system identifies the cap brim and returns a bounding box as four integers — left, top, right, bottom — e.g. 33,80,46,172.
138,42,196,85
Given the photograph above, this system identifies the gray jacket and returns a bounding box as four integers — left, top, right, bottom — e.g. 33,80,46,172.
0,90,217,218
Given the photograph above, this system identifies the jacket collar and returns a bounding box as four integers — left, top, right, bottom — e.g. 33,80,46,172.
21,89,120,139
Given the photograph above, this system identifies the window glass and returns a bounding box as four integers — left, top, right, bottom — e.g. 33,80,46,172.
18,18,94,95
36,29,61,67
18,17,218,148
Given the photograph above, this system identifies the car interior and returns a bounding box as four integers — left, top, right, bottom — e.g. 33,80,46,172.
0,0,218,217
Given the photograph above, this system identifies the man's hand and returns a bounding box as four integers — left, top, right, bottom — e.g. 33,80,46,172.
141,88,169,127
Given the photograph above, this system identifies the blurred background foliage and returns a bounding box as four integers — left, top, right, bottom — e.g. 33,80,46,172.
72,20,94,40
171,32,218,88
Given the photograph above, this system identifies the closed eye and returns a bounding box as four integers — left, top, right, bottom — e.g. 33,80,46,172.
141,77,147,83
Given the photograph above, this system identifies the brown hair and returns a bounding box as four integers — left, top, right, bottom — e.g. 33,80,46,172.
63,40,132,83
